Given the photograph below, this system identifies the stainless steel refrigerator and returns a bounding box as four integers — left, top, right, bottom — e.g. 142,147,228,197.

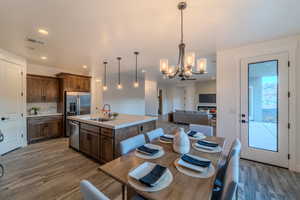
65,91,91,136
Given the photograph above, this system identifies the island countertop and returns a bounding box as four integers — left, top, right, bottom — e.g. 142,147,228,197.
67,113,157,129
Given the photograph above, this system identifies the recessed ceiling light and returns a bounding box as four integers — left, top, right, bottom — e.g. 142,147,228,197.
83,65,87,69
141,69,146,73
38,29,49,35
41,56,47,60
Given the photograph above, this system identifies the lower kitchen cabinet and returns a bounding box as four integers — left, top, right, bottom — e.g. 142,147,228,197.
79,128,99,160
76,120,156,164
27,115,63,144
99,135,114,163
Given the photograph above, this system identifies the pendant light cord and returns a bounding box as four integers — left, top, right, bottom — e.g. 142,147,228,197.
181,9,184,44
135,52,138,82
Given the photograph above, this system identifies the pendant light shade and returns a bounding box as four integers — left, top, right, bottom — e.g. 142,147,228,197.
103,61,108,91
117,57,122,90
133,51,139,88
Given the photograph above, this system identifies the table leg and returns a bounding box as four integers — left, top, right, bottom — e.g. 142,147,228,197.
122,184,126,200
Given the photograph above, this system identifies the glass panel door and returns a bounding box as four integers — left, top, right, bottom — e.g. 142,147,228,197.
240,53,289,168
248,60,278,152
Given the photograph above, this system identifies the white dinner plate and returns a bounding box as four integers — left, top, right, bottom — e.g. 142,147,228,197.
174,158,215,178
135,144,165,159
192,142,222,153
177,154,211,172
159,134,174,144
128,162,173,192
187,132,206,140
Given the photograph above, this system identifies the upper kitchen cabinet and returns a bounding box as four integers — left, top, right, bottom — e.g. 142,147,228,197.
27,75,59,103
56,73,91,92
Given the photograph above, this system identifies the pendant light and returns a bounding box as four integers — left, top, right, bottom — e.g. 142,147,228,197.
159,1,208,81
102,61,108,91
117,57,123,90
133,51,139,88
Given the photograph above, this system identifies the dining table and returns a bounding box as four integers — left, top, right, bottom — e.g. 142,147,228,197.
99,136,226,200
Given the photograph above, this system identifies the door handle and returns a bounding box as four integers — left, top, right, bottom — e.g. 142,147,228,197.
1,117,9,121
0,163,4,178
0,131,4,142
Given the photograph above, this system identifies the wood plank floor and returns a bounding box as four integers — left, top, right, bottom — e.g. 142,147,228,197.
1,119,300,200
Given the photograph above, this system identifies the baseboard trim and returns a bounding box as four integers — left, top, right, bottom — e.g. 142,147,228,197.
295,164,300,172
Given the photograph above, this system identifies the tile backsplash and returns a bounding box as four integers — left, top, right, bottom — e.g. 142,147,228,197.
27,103,58,115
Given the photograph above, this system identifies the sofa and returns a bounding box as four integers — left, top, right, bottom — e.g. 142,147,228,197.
173,110,212,125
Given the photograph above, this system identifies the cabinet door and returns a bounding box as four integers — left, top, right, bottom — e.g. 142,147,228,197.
27,76,43,102
48,120,62,138
89,132,99,160
80,129,90,155
81,78,91,92
100,135,114,163
45,78,59,102
28,121,47,143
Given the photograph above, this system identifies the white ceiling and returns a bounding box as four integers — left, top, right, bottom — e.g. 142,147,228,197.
0,0,299,80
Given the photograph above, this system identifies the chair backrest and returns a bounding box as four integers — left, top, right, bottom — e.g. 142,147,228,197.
220,153,239,200
145,128,164,142
80,180,110,200
189,124,213,136
226,139,241,163
120,134,146,155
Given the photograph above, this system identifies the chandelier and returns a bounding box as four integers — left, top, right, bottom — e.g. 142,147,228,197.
160,1,207,80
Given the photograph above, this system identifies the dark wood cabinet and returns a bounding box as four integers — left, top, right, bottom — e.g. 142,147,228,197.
56,73,91,92
80,124,100,160
27,115,63,144
77,120,156,163
100,135,114,163
27,75,59,103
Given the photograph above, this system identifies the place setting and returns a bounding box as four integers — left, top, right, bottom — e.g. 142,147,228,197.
135,143,165,159
192,139,222,153
159,134,174,143
127,162,173,192
174,153,215,178
186,130,206,140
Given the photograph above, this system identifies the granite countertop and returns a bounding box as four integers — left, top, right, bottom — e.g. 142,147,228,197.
27,113,63,118
68,114,157,129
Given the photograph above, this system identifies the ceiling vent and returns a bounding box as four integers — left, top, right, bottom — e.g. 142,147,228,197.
26,37,45,45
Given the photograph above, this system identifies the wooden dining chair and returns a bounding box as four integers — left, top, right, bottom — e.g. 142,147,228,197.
120,134,146,155
189,124,213,136
80,180,110,200
145,128,164,142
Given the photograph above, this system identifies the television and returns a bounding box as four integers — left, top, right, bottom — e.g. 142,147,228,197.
199,94,216,103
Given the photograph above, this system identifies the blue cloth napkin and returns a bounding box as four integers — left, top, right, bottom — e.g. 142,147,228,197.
181,154,211,167
160,135,173,141
137,145,159,155
188,130,197,137
197,140,218,148
139,165,167,187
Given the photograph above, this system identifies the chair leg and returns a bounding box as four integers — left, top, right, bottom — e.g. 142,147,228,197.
122,184,126,200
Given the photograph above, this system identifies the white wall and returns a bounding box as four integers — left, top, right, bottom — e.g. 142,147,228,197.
145,78,158,116
196,80,216,94
217,35,300,171
27,63,88,77
103,74,145,115
0,48,27,147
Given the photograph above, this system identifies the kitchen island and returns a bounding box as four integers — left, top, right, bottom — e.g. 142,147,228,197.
67,114,157,163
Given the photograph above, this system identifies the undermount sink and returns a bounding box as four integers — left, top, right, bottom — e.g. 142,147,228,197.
90,117,112,122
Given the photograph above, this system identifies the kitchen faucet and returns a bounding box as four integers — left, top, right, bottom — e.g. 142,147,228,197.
102,104,111,115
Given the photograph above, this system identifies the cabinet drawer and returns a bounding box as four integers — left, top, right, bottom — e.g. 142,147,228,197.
101,128,114,137
139,121,156,133
81,123,100,133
